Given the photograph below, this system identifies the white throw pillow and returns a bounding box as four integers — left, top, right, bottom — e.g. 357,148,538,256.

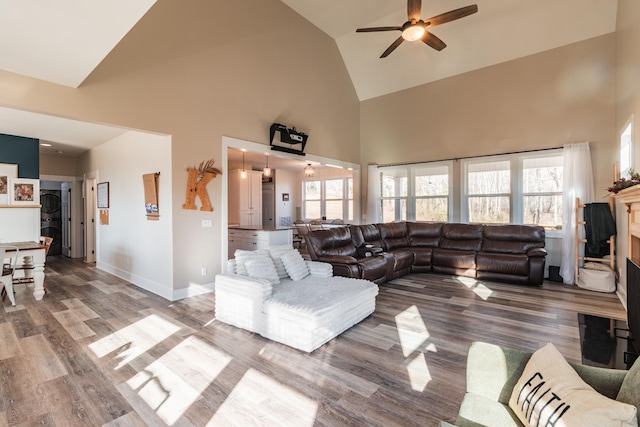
280,249,309,281
268,245,293,280
244,256,280,285
234,249,270,276
508,343,637,427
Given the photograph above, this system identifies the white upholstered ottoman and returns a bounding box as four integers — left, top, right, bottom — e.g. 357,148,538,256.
215,246,379,352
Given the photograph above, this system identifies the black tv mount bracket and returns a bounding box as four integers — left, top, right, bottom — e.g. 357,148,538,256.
269,123,308,156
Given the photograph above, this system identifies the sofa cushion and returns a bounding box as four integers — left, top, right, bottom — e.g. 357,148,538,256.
407,222,442,247
432,248,476,273
378,222,410,251
357,255,390,282
617,356,640,413
281,249,310,281
457,393,523,427
440,224,483,252
245,256,280,285
409,247,433,266
234,249,271,276
476,253,529,276
350,224,384,249
306,227,356,260
388,249,414,272
482,225,545,254
508,343,637,427
269,245,294,279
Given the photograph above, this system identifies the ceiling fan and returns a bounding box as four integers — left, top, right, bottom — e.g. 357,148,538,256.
356,0,478,58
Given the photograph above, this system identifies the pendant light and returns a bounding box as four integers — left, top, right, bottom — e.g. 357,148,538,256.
241,151,247,179
304,163,315,177
263,154,271,177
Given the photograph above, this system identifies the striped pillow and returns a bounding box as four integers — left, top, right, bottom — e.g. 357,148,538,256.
245,256,280,285
280,249,309,281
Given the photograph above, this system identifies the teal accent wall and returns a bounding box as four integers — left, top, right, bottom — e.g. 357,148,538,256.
0,134,39,179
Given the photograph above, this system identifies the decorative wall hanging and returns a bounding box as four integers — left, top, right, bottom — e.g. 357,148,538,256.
182,159,222,211
143,172,160,221
0,163,18,205
97,182,109,208
269,123,308,155
9,178,39,205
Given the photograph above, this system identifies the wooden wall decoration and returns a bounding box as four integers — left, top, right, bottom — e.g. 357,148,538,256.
182,159,222,211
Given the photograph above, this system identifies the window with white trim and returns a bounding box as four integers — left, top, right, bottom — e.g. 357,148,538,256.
621,117,634,179
461,150,563,228
465,159,511,224
302,177,353,221
380,161,452,222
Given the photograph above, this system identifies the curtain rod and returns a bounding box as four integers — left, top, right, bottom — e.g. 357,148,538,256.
374,146,564,168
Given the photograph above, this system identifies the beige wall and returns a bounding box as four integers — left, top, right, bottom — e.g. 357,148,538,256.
0,0,360,294
360,34,617,206
40,154,77,177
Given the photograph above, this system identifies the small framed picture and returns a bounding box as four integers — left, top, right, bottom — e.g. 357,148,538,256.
97,182,110,208
0,163,18,205
282,193,290,202
9,178,40,205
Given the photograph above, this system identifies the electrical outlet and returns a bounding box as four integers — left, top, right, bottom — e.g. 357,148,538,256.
202,219,213,228
201,267,207,276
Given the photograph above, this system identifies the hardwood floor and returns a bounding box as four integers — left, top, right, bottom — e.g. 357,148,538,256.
0,256,627,426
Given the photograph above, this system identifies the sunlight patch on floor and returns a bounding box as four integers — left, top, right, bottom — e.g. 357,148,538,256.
127,336,231,426
395,305,436,391
395,305,431,357
88,314,181,369
207,368,317,427
457,276,493,300
407,352,432,392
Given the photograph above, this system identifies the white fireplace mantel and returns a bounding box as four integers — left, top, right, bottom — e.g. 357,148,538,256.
616,185,640,262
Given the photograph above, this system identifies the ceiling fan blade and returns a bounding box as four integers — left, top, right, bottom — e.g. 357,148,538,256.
407,0,422,22
425,5,478,27
381,36,404,58
356,26,402,33
421,31,446,51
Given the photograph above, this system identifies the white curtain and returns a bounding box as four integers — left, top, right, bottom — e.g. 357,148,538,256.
366,164,381,224
560,142,595,284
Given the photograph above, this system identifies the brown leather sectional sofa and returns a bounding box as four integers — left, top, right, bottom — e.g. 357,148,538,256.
305,222,547,286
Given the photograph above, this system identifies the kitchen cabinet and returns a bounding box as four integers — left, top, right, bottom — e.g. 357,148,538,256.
229,169,262,227
228,228,293,256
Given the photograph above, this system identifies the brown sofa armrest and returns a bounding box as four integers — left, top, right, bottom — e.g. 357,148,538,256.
318,255,358,264
527,248,547,257
355,246,384,258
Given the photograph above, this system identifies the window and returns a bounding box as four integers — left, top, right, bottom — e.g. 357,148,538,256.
303,180,321,219
461,150,563,228
522,156,563,228
415,164,449,221
379,162,452,222
381,168,407,222
465,160,510,224
302,177,353,221
621,117,634,179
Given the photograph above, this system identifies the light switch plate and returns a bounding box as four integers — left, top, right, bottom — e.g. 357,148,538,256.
202,219,213,228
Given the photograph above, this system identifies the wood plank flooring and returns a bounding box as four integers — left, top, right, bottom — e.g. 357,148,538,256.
0,256,627,426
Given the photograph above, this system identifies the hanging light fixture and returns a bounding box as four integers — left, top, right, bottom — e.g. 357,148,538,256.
241,151,247,179
263,154,271,177
304,163,315,177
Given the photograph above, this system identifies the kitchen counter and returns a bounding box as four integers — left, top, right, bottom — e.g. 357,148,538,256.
228,227,293,256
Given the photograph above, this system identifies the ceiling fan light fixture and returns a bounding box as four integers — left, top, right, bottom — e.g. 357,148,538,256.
402,24,425,41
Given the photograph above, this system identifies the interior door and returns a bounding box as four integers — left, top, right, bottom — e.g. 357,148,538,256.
60,182,71,257
84,178,96,263
262,182,275,228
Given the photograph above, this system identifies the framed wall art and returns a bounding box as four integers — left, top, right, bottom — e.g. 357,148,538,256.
0,163,18,205
8,178,39,205
97,182,110,208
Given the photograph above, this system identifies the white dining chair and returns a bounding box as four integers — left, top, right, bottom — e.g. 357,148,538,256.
0,245,19,307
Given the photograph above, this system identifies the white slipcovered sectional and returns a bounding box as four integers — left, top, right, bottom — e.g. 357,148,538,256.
215,245,379,352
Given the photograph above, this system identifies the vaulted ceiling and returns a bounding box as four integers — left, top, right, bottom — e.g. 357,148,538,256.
0,0,619,155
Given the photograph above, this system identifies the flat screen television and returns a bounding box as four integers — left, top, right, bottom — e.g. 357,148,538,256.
626,258,640,355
